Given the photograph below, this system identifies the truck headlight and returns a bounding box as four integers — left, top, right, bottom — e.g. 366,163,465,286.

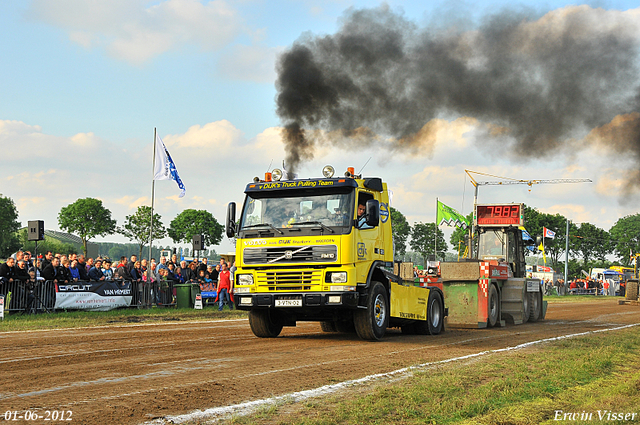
237,274,254,286
330,272,347,283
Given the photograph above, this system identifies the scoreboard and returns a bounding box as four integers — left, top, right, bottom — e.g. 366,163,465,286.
475,203,523,226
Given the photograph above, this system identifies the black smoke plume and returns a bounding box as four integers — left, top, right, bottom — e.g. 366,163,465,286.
275,5,640,193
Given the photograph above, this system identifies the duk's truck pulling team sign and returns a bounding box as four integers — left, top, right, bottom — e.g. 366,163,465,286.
225,166,446,340
226,167,544,340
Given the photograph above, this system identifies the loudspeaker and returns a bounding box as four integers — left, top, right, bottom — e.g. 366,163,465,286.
192,234,204,251
28,220,45,241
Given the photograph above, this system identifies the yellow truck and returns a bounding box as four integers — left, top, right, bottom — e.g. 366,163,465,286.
225,166,446,340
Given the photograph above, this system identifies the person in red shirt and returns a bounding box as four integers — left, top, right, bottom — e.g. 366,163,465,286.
217,263,234,311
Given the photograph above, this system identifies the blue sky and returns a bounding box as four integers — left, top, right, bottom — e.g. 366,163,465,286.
2,0,639,255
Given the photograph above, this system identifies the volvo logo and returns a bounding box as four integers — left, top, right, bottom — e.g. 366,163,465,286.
284,250,293,260
380,202,390,223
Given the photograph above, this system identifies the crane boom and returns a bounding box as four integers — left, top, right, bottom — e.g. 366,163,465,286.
477,178,592,186
465,169,592,188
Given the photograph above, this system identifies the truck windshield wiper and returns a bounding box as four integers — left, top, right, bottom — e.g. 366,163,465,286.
242,223,283,235
292,221,335,233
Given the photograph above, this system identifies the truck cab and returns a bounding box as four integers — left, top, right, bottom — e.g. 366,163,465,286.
477,227,527,278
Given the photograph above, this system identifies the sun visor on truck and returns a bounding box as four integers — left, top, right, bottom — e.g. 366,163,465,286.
363,178,383,192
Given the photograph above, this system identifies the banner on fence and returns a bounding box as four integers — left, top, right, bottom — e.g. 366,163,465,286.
0,295,4,319
54,281,133,311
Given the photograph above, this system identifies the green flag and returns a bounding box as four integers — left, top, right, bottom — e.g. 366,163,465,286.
437,200,469,229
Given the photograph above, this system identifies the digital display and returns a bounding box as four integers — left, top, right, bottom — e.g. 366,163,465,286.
476,204,522,226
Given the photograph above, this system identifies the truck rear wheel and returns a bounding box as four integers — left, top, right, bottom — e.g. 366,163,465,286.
415,290,444,335
249,310,283,338
426,290,445,335
354,282,388,341
528,290,542,322
320,321,337,332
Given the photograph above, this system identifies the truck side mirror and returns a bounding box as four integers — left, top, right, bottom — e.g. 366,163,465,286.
366,199,379,227
226,202,236,238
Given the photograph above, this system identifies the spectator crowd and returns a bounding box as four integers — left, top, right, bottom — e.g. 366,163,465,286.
0,250,236,310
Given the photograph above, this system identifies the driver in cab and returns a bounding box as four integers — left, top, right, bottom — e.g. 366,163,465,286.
490,238,503,255
357,203,373,230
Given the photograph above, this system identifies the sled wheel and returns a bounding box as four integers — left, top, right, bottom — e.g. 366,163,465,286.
487,284,500,328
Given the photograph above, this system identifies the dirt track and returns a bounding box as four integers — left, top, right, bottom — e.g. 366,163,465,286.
1,299,639,424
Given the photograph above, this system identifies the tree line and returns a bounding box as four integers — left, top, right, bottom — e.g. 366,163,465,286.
391,204,640,277
0,194,223,259
2,193,639,278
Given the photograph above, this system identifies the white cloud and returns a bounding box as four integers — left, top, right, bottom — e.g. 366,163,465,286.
218,44,282,83
70,132,102,147
28,0,246,65
114,196,149,211
163,120,244,151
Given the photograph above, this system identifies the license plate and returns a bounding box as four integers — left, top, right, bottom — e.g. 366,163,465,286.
275,299,302,307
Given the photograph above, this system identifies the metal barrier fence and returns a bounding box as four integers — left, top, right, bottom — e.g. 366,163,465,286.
0,279,178,313
1,279,56,312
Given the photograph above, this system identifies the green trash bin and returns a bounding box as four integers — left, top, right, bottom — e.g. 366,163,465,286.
175,283,193,309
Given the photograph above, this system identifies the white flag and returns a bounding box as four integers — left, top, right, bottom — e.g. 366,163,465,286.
543,227,556,239
154,133,186,198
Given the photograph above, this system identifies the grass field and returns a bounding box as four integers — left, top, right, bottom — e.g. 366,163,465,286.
228,327,640,425
543,295,614,303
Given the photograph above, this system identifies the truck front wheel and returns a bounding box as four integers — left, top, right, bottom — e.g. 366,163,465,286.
354,282,388,341
249,310,283,338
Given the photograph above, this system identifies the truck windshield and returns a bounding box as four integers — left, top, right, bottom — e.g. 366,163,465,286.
239,189,354,236
478,230,506,259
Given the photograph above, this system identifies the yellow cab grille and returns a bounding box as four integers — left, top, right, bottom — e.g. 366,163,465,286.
256,270,323,291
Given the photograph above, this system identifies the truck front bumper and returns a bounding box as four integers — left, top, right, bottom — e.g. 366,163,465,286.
234,291,360,310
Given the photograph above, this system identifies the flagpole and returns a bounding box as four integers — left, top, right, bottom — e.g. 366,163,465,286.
147,128,157,308
543,228,546,266
434,198,438,263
